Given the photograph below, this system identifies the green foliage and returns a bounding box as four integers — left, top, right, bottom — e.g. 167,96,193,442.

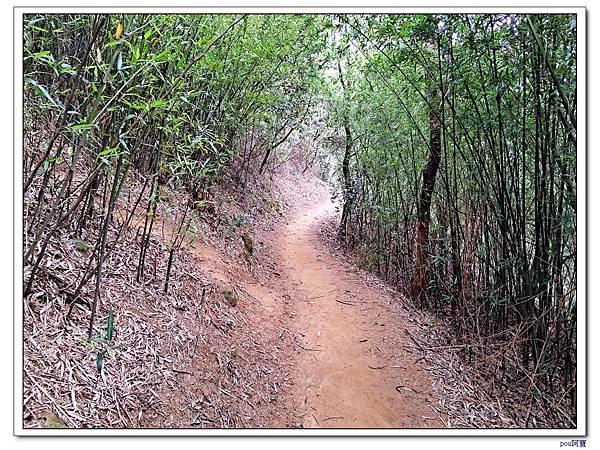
23,12,577,425
24,13,327,194
86,307,118,373
317,14,576,423
263,195,284,215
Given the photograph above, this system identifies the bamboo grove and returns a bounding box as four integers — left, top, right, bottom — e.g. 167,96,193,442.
24,14,325,336
23,13,577,427
326,14,577,425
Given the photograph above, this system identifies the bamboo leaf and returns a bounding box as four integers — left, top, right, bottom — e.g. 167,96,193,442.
90,337,109,345
25,79,60,107
96,351,105,373
114,21,124,40
107,307,114,342
69,121,94,131
98,146,120,157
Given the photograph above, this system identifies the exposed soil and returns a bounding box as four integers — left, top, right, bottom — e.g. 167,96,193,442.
139,170,446,428
267,180,444,428
23,166,496,429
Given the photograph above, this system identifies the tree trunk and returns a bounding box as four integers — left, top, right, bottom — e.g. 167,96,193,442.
337,59,353,240
412,74,443,303
338,121,353,240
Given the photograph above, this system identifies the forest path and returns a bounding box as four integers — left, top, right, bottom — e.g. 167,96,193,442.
119,174,445,428
277,187,445,428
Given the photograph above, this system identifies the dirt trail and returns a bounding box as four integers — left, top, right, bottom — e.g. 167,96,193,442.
119,174,445,428
278,190,444,428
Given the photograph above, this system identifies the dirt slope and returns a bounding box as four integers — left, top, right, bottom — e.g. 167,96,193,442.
269,183,444,428
23,167,451,429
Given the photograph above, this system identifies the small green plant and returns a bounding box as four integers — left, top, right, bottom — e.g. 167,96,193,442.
425,312,435,328
263,195,283,215
84,307,119,373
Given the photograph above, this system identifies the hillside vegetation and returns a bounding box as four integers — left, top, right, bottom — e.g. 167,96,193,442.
23,13,577,428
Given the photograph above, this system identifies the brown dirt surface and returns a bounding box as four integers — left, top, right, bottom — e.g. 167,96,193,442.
265,176,445,428
25,163,515,430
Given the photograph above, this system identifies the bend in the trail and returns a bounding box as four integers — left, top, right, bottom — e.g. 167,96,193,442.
277,187,445,428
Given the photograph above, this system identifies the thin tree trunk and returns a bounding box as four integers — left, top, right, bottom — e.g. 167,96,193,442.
412,65,443,303
337,59,353,240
